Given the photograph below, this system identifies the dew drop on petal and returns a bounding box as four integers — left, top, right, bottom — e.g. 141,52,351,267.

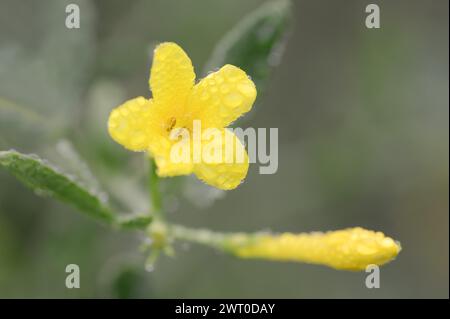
200,92,209,101
118,119,128,131
121,107,131,116
215,75,224,84
356,245,377,255
130,103,140,112
381,237,395,248
220,84,230,94
224,92,243,108
131,132,147,147
237,82,256,98
108,121,117,129
110,110,120,121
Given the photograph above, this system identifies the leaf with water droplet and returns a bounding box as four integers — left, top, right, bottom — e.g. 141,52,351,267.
0,150,115,224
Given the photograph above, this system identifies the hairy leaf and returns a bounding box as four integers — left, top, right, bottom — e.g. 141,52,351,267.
0,150,115,224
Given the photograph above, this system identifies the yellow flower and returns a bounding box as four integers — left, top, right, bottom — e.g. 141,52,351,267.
108,42,257,190
230,227,401,271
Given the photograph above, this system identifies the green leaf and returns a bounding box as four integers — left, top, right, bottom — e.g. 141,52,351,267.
0,150,115,224
116,214,153,230
204,0,291,91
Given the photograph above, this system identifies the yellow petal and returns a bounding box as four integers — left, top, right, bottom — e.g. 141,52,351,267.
151,141,194,177
154,155,194,177
108,97,158,151
232,227,401,271
187,64,257,128
147,128,194,177
194,129,249,190
149,42,195,111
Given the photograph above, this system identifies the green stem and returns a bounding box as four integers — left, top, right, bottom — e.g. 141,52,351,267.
170,224,247,252
148,158,162,218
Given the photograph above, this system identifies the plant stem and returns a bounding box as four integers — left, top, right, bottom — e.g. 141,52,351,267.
170,224,230,250
148,158,163,218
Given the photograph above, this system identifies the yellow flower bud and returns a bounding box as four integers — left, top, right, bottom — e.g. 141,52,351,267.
231,227,401,271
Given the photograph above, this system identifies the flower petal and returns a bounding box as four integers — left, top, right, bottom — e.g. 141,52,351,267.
154,154,194,177
187,64,257,128
108,97,158,151
149,136,194,177
194,129,249,190
149,42,195,110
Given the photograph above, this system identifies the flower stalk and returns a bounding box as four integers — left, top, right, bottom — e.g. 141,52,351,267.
148,158,163,219
167,225,401,271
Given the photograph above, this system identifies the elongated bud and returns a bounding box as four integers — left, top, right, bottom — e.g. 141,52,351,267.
228,227,401,271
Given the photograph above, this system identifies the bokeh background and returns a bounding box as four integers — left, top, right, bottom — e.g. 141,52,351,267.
0,0,448,298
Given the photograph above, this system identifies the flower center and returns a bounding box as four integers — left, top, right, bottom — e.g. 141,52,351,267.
166,117,177,132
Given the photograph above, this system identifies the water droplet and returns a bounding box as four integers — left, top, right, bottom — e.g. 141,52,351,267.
237,82,255,98
120,108,129,116
215,75,224,84
137,97,146,105
145,251,159,272
110,110,120,120
200,92,209,101
222,65,235,75
130,103,140,112
222,65,242,82
220,84,230,94
108,121,117,129
224,92,243,108
118,119,128,130
381,238,395,247
357,245,377,255
131,132,147,147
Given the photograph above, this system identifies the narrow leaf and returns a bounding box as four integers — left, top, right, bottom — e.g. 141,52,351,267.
0,150,115,224
204,0,291,91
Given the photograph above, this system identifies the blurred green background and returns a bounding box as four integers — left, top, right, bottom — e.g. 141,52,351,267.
0,0,448,298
